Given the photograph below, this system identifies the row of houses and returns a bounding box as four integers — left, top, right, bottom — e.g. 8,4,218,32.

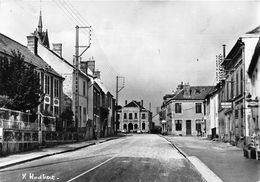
0,12,115,155
160,26,260,153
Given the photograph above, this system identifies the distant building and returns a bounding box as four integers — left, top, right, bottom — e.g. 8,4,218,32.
162,83,214,136
118,100,151,133
151,113,161,133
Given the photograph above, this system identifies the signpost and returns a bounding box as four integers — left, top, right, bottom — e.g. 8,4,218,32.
247,100,258,108
221,102,232,109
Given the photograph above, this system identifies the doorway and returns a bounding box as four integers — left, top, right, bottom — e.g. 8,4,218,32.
186,120,191,135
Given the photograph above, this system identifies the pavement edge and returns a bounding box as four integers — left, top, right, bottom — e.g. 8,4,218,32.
0,136,121,170
160,135,223,182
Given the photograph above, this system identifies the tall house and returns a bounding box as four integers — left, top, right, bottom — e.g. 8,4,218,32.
219,26,260,147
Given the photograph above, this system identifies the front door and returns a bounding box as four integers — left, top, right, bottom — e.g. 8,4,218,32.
186,120,191,135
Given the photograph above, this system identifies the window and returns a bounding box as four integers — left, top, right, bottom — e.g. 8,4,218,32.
83,81,86,96
44,75,50,95
241,107,243,118
231,76,234,98
195,103,202,113
116,114,120,120
142,113,146,119
175,103,182,113
129,113,133,119
240,68,243,95
124,113,127,119
235,109,239,119
134,113,137,119
54,106,59,116
54,79,59,98
79,106,82,123
142,123,145,130
236,72,239,96
93,90,97,108
123,124,127,129
83,107,86,123
195,120,202,131
175,120,182,131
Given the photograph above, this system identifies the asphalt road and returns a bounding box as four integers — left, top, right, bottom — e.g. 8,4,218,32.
0,134,204,182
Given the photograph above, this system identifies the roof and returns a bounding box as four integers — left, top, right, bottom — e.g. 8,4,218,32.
124,100,148,112
94,79,108,94
39,42,95,81
246,26,260,34
171,86,215,101
0,33,62,78
222,38,244,68
248,37,260,77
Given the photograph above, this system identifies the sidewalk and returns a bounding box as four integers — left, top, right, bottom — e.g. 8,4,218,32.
0,134,125,170
163,135,260,182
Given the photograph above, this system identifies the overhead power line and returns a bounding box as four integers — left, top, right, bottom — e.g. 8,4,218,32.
53,0,119,83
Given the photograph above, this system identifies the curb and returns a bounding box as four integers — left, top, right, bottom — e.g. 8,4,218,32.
0,137,119,170
161,135,223,182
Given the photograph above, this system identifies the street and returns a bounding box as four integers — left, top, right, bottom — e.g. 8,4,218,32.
0,134,203,182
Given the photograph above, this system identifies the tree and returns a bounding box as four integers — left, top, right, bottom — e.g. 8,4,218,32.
0,50,43,112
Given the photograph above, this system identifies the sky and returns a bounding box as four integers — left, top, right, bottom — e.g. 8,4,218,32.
1,0,260,113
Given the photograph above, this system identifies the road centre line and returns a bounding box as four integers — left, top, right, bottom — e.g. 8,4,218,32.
66,155,118,182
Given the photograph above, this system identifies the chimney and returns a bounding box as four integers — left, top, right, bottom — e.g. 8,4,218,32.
125,100,127,105
27,35,38,55
222,44,226,59
156,107,160,114
87,60,95,74
176,81,184,92
183,83,191,97
52,43,62,57
80,61,88,74
94,70,101,79
141,100,143,107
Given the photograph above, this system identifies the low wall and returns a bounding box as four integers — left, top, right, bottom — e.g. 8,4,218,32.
0,142,39,156
0,129,39,156
43,127,94,147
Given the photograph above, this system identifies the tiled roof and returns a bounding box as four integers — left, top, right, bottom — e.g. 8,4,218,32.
172,86,215,100
0,33,62,78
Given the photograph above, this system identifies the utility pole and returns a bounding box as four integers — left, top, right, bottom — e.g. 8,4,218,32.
115,76,125,135
74,25,91,136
